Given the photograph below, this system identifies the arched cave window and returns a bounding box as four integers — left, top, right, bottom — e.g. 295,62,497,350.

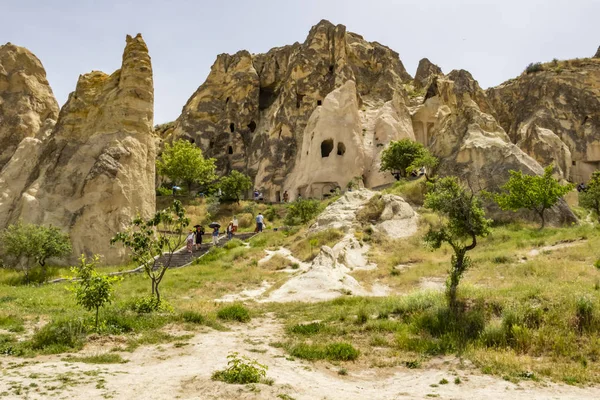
317,100,322,106
209,140,215,149
225,97,230,104
228,146,233,155
230,123,235,133
247,121,256,133
329,65,334,73
337,142,346,156
321,139,334,158
189,138,195,144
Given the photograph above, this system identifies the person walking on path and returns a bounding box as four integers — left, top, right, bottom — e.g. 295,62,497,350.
186,230,195,253
194,225,204,250
226,221,234,240
255,213,265,233
232,216,239,233
212,226,219,246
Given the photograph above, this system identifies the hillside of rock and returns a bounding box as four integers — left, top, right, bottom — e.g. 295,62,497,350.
0,34,155,264
487,57,600,183
0,43,59,170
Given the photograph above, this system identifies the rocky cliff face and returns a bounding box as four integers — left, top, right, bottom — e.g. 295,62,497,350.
0,43,59,170
413,58,442,89
171,20,413,200
487,57,600,183
0,34,155,264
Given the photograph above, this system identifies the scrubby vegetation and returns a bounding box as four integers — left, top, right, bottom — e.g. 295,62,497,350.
212,352,268,384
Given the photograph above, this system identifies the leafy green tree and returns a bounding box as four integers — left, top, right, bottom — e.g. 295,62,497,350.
285,199,321,226
424,177,492,310
494,165,573,229
0,222,72,282
71,255,120,331
380,139,437,180
111,200,190,304
156,139,217,193
579,171,600,222
220,170,253,203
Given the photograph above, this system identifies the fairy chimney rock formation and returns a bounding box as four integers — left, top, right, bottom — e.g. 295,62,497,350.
414,58,443,88
0,34,155,264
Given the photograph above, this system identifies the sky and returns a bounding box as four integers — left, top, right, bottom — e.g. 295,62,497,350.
2,0,599,124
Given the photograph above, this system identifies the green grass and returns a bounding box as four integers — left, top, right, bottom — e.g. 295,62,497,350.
62,353,128,364
288,342,360,361
217,304,251,323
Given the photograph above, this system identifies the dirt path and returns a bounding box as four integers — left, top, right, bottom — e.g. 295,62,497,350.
1,316,599,399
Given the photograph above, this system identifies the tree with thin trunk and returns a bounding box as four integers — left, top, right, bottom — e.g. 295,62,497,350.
220,170,253,204
111,200,189,304
424,177,491,310
71,255,119,331
494,165,573,229
579,171,600,222
380,139,438,181
156,139,217,193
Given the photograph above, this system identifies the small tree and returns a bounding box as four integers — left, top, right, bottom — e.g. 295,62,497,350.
494,165,573,229
380,139,437,180
71,255,119,331
156,139,217,193
111,200,190,304
0,222,72,282
285,199,321,226
220,170,253,203
579,171,600,222
424,177,491,310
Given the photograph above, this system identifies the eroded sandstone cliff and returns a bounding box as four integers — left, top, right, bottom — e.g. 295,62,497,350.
0,34,155,264
0,43,59,170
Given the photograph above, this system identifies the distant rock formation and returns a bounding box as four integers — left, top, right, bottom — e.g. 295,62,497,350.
0,34,155,264
414,58,442,89
487,57,600,183
171,19,413,200
0,43,59,169
594,46,600,58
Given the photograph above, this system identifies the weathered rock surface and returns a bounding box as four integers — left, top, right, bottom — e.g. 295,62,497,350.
487,57,600,182
594,46,600,58
0,34,155,264
171,19,414,200
414,58,442,89
0,43,59,169
415,70,576,225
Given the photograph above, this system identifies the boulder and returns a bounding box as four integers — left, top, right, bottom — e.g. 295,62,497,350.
414,58,442,89
0,34,155,264
0,43,59,169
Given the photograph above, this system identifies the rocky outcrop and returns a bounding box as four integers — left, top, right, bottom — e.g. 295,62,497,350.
413,69,576,225
594,46,600,58
171,20,413,200
0,43,59,169
414,58,442,89
0,34,155,264
487,57,600,182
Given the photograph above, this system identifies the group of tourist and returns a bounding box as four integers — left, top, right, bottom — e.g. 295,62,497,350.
254,188,290,203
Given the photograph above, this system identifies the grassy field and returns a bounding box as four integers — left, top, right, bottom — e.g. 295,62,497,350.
1,194,600,386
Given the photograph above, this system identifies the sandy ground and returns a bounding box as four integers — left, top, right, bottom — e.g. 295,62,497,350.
1,316,599,400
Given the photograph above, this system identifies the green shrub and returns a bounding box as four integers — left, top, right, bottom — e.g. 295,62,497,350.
356,309,369,325
594,259,600,269
31,318,88,353
576,297,595,332
181,311,205,324
289,343,325,360
325,342,360,361
217,304,251,322
284,199,321,226
525,62,544,74
211,352,268,384
288,322,324,335
0,314,25,333
356,194,385,223
156,187,172,196
130,296,164,314
223,239,244,250
63,353,127,364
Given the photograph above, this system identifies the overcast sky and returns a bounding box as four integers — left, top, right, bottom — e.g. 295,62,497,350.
2,0,599,123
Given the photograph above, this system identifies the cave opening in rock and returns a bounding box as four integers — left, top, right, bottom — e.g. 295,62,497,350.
230,123,235,133
317,100,322,106
189,138,195,144
228,146,233,155
321,139,334,158
296,93,305,108
247,121,257,133
337,142,346,156
329,65,334,73
259,85,278,110
225,97,230,104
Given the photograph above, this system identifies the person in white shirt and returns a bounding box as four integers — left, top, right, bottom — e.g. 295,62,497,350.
255,213,265,232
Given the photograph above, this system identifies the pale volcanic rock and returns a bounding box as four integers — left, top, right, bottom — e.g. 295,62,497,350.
0,34,155,264
0,43,59,169
414,58,443,89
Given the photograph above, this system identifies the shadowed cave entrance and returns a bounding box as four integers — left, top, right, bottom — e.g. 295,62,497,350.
321,139,334,157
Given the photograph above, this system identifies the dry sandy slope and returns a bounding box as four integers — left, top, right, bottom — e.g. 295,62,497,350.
1,317,598,400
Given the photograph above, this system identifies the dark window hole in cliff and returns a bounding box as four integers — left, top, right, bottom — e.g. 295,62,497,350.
247,121,257,133
228,146,233,155
296,93,305,108
573,160,577,166
259,85,278,110
321,139,334,158
329,65,334,73
209,141,215,149
275,191,281,203
317,100,322,106
225,97,230,104
337,142,346,156
230,123,235,133
189,138,195,144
